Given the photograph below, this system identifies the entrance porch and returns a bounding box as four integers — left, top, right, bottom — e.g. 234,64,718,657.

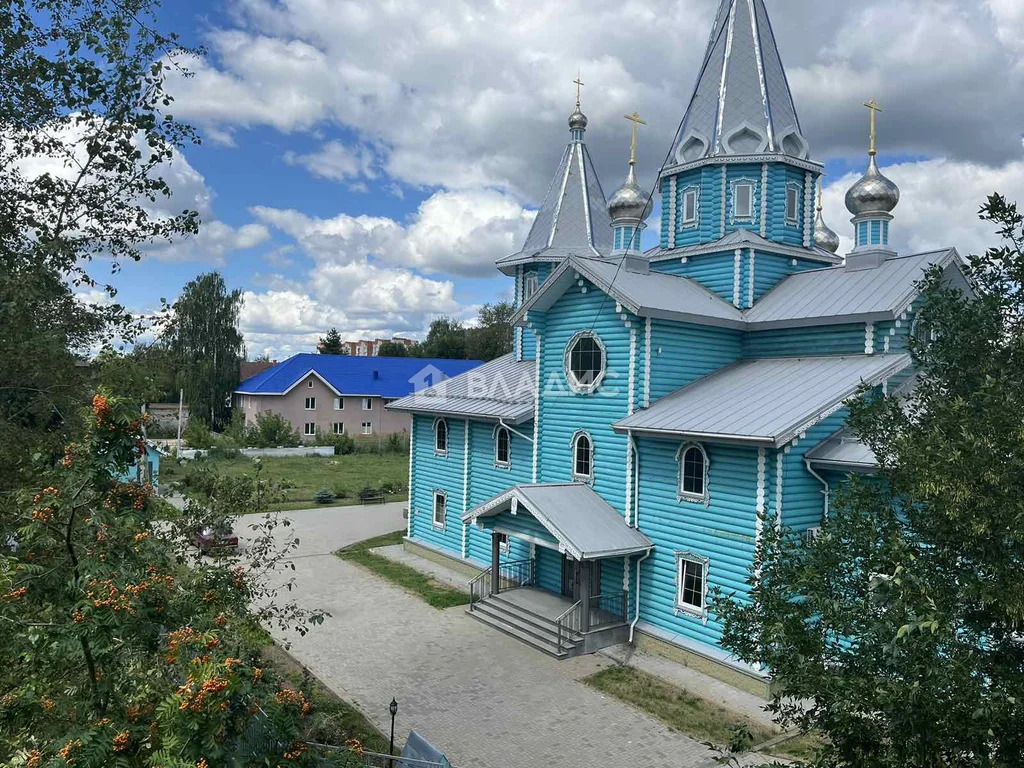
462,483,652,659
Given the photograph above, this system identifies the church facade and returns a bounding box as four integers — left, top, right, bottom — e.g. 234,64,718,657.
388,0,967,690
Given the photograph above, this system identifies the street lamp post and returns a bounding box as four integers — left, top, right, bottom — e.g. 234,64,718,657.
388,697,398,768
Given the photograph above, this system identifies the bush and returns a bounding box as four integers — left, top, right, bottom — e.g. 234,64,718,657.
330,483,349,499
182,417,213,449
314,487,335,504
380,481,403,495
317,432,356,455
384,432,408,454
246,411,300,448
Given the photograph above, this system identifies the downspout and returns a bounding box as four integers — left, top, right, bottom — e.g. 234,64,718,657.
804,458,830,521
630,550,650,643
499,419,534,444
629,429,648,643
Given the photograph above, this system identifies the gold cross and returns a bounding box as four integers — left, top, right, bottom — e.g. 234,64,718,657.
574,73,584,108
624,110,647,165
863,98,883,157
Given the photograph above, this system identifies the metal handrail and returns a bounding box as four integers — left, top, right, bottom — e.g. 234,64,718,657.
496,558,534,591
554,600,582,651
468,567,491,610
588,590,628,629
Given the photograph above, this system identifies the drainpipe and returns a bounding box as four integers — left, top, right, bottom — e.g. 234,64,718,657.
499,419,534,443
629,550,651,643
804,459,830,521
628,429,648,643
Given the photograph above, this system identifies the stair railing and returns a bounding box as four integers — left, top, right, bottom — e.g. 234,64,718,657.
496,558,534,592
468,568,491,610
554,600,582,652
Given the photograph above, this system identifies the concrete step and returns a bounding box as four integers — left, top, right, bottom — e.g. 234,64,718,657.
473,599,578,649
467,607,575,659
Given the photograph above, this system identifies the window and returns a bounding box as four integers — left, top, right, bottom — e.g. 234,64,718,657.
571,431,593,481
304,423,316,436
682,187,698,226
911,314,934,348
676,554,708,615
332,422,345,435
523,271,539,301
734,183,753,220
333,397,344,410
434,419,448,454
307,380,314,388
678,444,708,502
494,426,511,466
304,396,316,410
564,331,606,393
361,422,372,435
785,184,801,224
497,532,509,554
433,490,447,528
362,397,372,411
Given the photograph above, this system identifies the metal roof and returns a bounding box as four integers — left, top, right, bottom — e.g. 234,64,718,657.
743,249,958,328
613,354,910,447
235,354,482,398
514,255,744,329
649,227,841,265
670,0,809,164
385,354,535,424
464,483,653,560
805,428,878,472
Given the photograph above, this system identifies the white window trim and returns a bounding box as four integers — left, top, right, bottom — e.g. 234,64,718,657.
307,380,314,388
681,186,700,228
785,182,801,226
675,551,710,620
433,418,449,456
497,532,510,555
493,425,511,469
432,489,447,530
304,396,316,411
332,422,345,435
362,397,373,411
361,422,372,435
563,330,607,395
676,442,710,506
570,429,595,483
523,271,540,301
731,179,756,223
303,422,316,436
333,397,344,410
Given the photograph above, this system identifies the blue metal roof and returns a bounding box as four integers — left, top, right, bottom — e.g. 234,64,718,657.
235,354,483,398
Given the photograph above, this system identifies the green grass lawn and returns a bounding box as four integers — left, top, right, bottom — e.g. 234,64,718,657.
336,531,470,609
160,452,409,511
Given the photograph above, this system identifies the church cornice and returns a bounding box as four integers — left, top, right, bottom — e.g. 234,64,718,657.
659,153,824,181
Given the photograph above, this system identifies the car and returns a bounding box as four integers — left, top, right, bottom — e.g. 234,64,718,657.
193,525,239,553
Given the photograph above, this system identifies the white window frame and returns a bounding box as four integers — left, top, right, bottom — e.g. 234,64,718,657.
434,418,449,456
563,330,607,394
493,425,511,468
570,430,594,483
303,422,316,436
785,182,801,226
361,422,372,435
523,271,540,301
432,489,447,529
676,443,710,505
675,551,710,619
332,422,345,435
333,397,345,410
304,396,316,411
362,397,373,411
307,380,314,388
497,531,510,555
732,180,755,222
681,186,699,227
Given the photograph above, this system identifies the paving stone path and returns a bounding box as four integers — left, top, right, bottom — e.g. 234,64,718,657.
248,504,722,768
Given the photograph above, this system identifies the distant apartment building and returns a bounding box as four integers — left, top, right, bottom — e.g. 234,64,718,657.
341,336,418,356
233,354,481,441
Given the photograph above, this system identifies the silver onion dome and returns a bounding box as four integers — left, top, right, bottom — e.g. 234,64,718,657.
845,155,900,216
814,206,840,254
607,164,651,221
568,105,588,132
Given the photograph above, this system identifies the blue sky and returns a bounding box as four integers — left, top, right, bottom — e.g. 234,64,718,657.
102,0,1024,358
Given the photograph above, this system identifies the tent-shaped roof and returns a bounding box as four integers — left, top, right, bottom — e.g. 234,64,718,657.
464,483,653,560
614,354,909,447
386,354,535,424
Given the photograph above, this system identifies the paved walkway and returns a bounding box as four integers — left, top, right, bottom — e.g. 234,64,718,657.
252,506,737,768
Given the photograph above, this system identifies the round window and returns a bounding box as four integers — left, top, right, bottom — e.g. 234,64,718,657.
565,332,606,393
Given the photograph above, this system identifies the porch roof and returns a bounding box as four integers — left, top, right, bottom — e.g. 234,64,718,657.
463,483,653,561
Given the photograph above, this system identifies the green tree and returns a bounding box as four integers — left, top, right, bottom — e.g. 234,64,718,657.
716,194,1024,767
377,340,411,357
163,272,244,431
317,328,347,355
0,0,200,494
466,301,514,361
420,317,467,359
246,411,301,448
0,393,325,766
96,343,178,408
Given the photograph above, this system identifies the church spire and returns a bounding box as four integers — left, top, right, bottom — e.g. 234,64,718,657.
672,0,809,164
845,99,900,256
608,111,652,255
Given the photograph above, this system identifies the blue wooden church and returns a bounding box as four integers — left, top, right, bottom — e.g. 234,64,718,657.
388,0,967,692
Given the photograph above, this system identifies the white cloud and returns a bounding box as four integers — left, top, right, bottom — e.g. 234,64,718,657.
282,140,377,183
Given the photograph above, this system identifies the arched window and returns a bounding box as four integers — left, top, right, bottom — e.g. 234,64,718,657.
434,418,448,455
571,431,593,481
911,314,934,349
678,443,709,502
564,331,606,394
494,426,511,467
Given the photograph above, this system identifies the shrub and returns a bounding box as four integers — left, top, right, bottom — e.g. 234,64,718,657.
384,432,408,454
318,432,356,455
330,483,349,499
182,418,213,449
246,411,300,448
314,488,335,504
380,481,403,495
